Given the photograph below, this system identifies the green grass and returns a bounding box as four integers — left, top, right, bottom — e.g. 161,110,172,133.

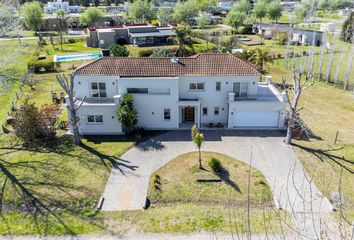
41,40,99,56
148,152,272,207
103,204,290,234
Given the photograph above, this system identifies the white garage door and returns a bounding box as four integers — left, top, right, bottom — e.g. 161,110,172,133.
233,111,280,127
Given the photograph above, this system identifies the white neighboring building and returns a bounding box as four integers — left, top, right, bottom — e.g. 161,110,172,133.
68,54,287,135
43,0,81,14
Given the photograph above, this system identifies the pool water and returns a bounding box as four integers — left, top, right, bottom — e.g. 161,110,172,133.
53,52,102,62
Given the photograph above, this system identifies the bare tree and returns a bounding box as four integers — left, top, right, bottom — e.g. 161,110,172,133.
317,32,328,81
334,48,346,85
325,35,336,83
56,74,85,145
343,45,354,90
284,54,314,145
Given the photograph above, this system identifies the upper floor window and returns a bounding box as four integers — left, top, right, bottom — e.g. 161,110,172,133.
202,107,208,115
91,82,107,98
87,115,103,124
214,107,219,116
216,82,221,91
189,82,204,91
127,88,170,95
164,108,171,120
127,88,148,94
233,82,248,97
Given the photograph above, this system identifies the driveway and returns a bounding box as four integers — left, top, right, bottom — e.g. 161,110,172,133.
101,130,334,237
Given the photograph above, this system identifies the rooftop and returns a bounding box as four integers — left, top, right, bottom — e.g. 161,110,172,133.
74,54,261,77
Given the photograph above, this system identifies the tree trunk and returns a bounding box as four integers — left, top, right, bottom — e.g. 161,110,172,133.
198,148,202,169
285,117,293,145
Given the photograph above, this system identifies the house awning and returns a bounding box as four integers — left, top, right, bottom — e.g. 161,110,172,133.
129,30,176,38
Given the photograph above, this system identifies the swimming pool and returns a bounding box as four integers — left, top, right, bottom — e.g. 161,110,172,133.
53,52,102,62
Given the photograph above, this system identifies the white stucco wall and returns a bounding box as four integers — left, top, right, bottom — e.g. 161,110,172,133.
179,75,259,124
73,76,118,99
118,77,180,129
77,104,122,134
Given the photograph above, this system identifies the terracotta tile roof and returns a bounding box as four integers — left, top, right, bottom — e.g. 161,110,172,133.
74,53,260,77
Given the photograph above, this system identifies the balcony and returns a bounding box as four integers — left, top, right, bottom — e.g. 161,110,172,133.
72,95,121,106
229,84,287,103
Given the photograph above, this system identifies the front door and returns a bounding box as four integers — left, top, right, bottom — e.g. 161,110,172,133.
184,107,195,122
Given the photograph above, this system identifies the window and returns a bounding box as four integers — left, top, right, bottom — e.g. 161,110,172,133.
216,82,221,91
164,109,171,120
127,88,148,94
91,82,107,98
127,88,170,95
87,115,103,123
214,107,219,116
189,82,204,91
233,82,248,97
202,107,208,115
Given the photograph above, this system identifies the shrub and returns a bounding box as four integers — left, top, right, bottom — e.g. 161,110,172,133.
208,157,222,172
116,38,127,45
109,44,130,56
27,58,60,73
277,33,287,45
138,49,153,57
67,38,76,43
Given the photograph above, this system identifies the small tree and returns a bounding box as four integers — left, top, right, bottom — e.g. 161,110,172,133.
173,27,193,57
128,0,155,23
56,9,66,51
199,0,217,13
21,2,43,33
174,0,199,25
109,44,130,56
191,125,204,169
80,8,103,26
253,0,268,22
116,94,138,135
251,48,273,73
225,11,246,32
150,47,174,57
197,16,208,30
267,0,282,23
157,7,174,26
340,12,353,43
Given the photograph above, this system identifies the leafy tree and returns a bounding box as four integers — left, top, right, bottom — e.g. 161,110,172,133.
174,0,199,25
319,0,330,12
82,0,90,7
331,0,353,10
253,0,268,22
56,9,66,51
14,101,58,143
116,94,138,135
191,125,204,169
150,47,175,57
93,0,99,7
267,0,282,23
197,16,208,29
157,7,174,26
128,0,155,23
295,0,314,20
225,11,246,32
109,44,130,56
199,0,217,13
340,12,354,43
105,0,111,6
21,2,43,32
250,48,273,73
80,8,103,26
0,0,19,37
173,27,193,57
230,0,251,14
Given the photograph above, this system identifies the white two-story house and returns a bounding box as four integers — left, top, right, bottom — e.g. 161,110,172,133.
69,53,287,135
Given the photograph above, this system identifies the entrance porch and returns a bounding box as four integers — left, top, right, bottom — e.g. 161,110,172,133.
178,99,201,129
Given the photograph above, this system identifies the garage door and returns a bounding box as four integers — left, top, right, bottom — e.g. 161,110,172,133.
233,111,280,127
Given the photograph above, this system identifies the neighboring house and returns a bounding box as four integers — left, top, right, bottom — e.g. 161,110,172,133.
67,54,287,135
252,22,324,46
86,24,176,48
43,0,81,14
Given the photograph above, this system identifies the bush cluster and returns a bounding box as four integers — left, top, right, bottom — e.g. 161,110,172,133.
208,157,222,172
27,58,60,73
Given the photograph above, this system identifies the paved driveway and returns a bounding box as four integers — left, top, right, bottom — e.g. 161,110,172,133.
101,130,334,236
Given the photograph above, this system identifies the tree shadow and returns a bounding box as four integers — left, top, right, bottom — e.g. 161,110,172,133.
292,143,354,174
214,166,242,193
0,157,107,235
135,138,166,152
80,143,139,175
